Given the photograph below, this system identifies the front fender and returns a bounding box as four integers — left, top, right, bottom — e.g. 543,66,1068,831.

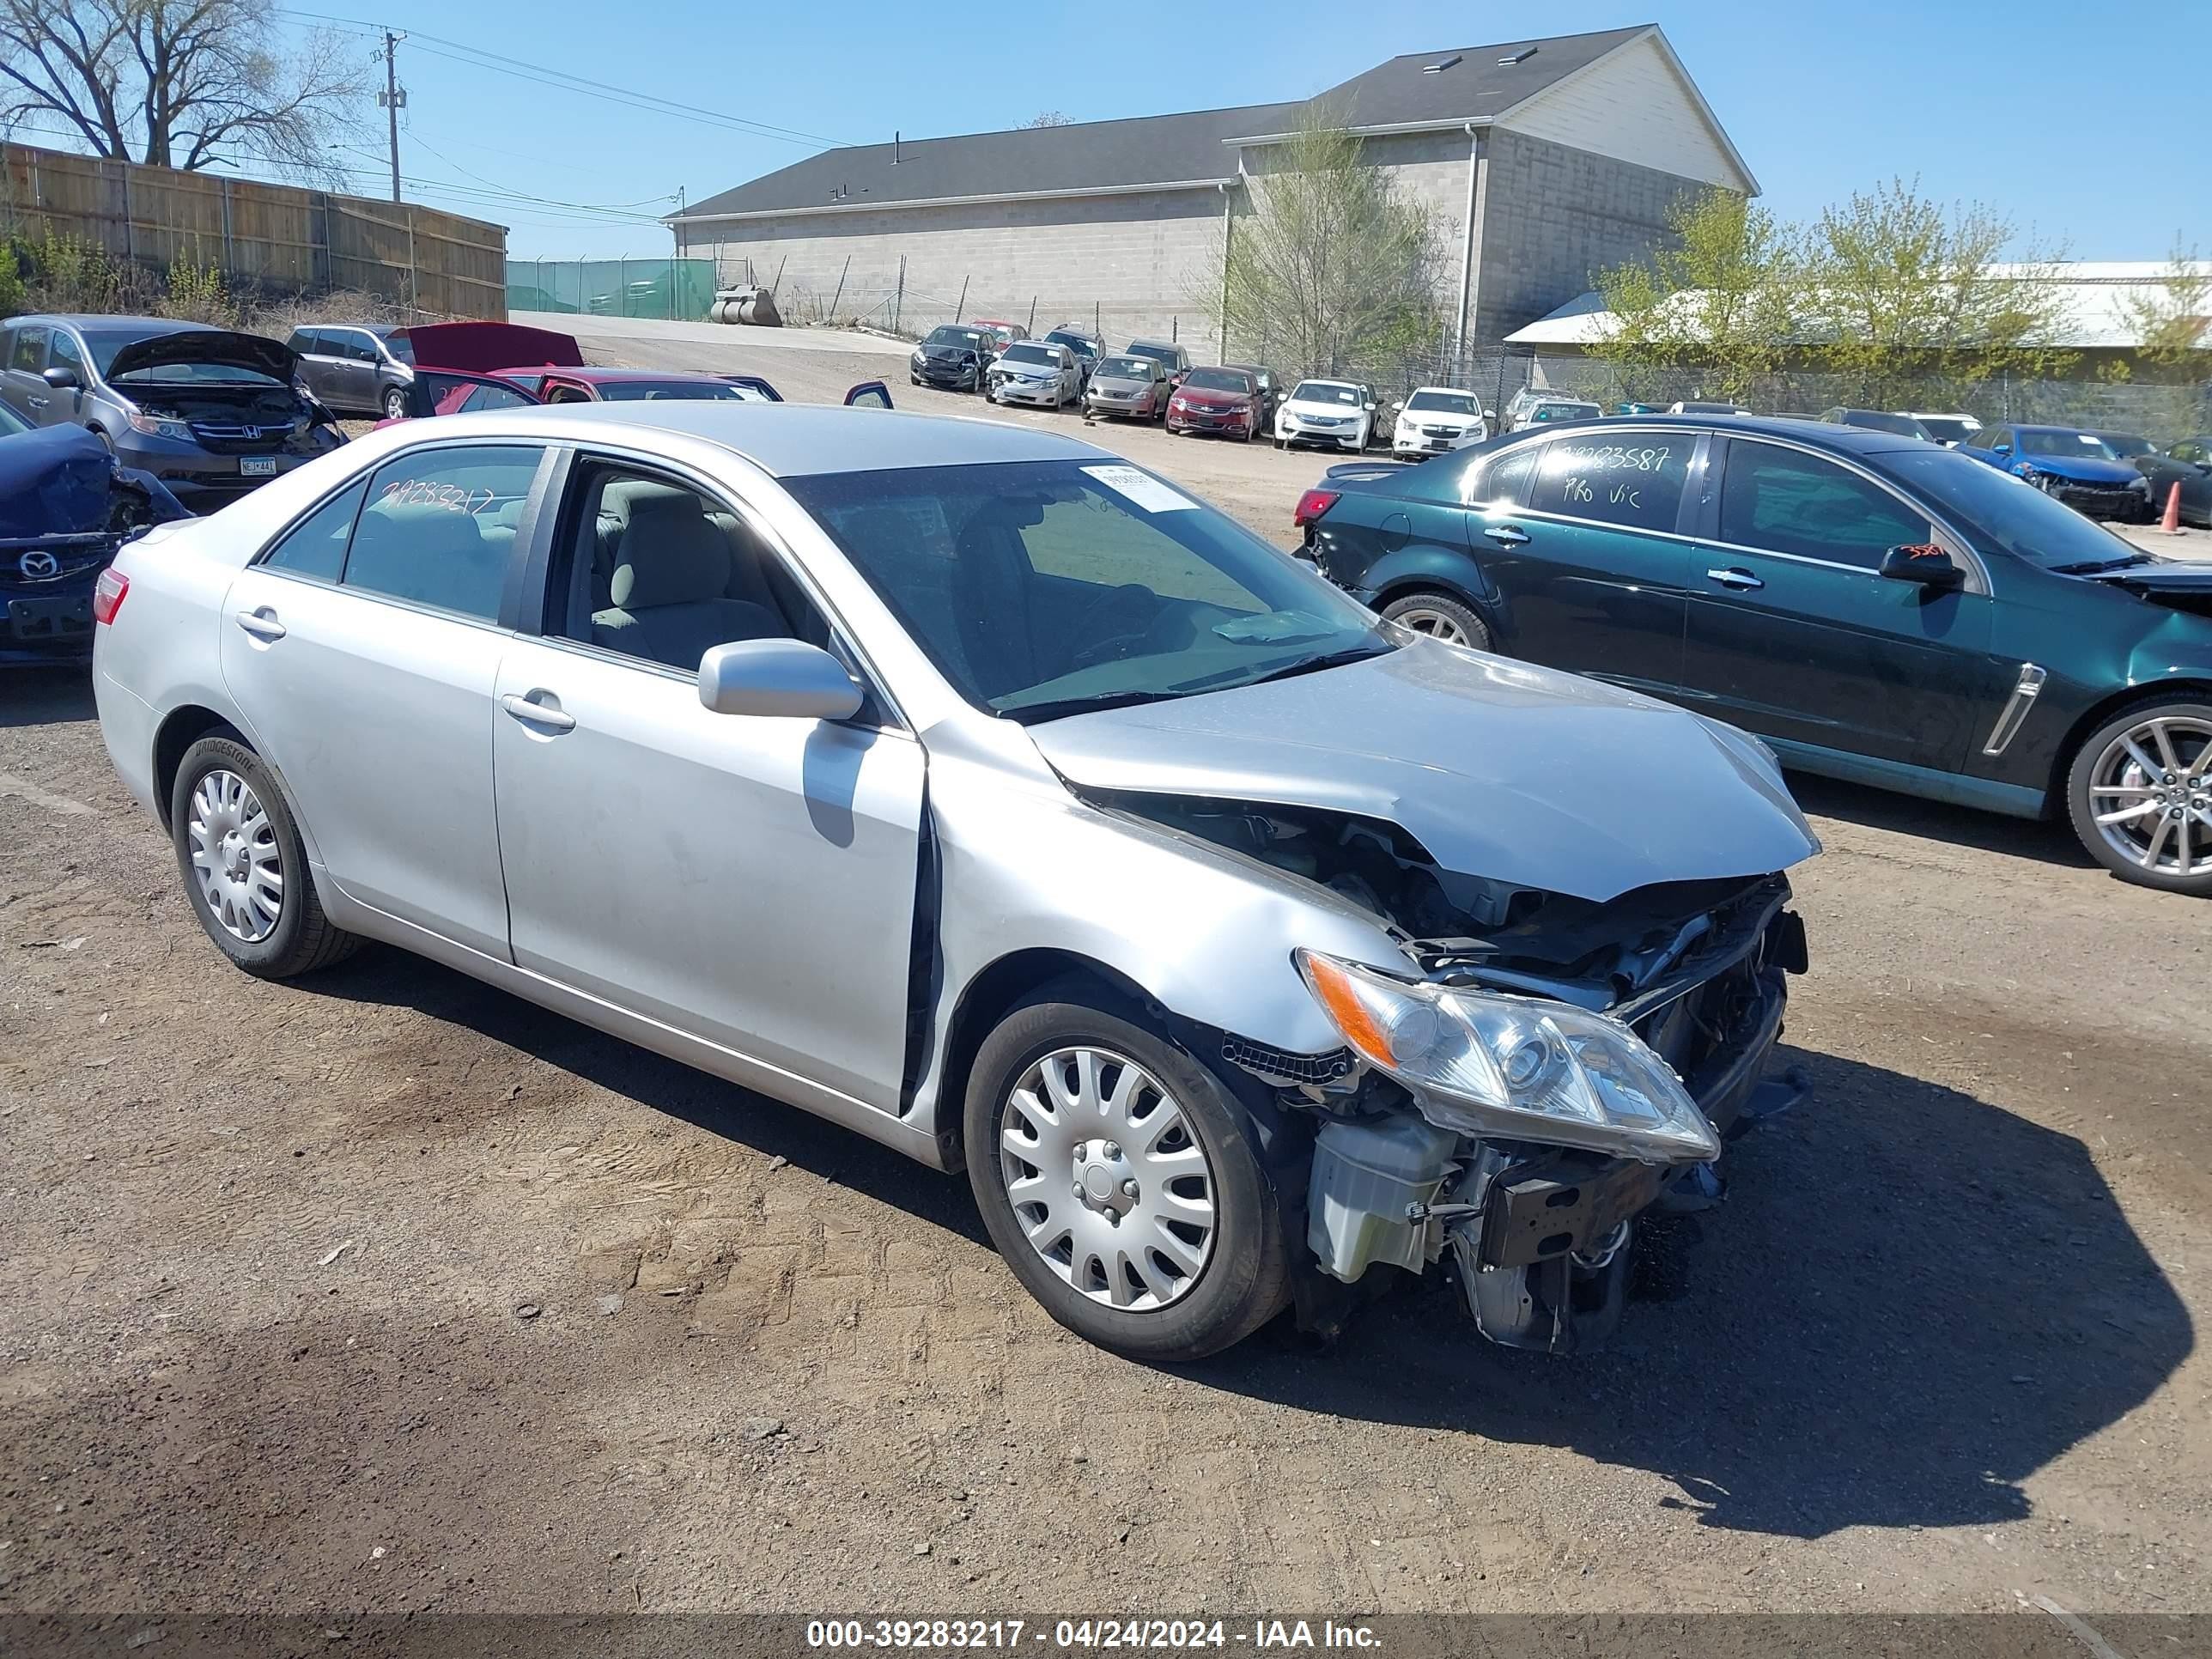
909,747,1404,1139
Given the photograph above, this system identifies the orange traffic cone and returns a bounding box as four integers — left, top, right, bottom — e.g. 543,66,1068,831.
2160,481,2183,534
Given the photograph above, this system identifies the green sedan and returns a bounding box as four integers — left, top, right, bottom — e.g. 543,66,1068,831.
1297,415,2212,896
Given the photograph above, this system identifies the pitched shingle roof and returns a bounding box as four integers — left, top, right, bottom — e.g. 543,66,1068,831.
675,26,1653,222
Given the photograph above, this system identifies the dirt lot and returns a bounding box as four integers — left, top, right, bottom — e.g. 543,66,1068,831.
2,332,2208,1626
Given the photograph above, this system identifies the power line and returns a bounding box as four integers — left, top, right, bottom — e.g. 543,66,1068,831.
274,7,851,149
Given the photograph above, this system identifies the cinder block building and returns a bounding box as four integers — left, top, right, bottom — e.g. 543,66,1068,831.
669,25,1755,360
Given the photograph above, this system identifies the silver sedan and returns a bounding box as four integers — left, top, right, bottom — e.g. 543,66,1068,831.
92,403,1816,1362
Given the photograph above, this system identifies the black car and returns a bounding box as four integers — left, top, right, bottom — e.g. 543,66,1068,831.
1,420,186,666
1297,415,2212,895
286,324,416,419
2100,431,2212,530
1821,407,1934,440
908,325,996,392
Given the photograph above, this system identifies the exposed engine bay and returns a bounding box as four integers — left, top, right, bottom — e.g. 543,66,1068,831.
1096,787,1810,1355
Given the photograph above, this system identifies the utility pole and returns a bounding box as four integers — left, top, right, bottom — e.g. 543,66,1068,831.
379,31,407,204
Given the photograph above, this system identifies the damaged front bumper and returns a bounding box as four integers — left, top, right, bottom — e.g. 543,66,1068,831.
1229,883,1808,1356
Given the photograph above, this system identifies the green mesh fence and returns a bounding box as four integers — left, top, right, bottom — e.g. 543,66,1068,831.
505,258,717,322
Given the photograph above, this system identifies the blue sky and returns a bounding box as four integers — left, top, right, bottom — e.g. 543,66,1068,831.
264,0,2204,263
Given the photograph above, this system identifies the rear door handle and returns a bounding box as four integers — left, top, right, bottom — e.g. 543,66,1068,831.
234,608,286,641
1705,567,1765,591
1484,524,1530,547
501,692,575,732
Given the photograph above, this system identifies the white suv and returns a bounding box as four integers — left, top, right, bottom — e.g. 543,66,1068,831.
1390,387,1488,459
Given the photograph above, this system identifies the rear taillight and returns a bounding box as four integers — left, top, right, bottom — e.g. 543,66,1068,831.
92,568,130,625
1292,489,1340,528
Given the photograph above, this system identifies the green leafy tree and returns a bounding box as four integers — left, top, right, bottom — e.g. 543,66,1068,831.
1806,177,2075,403
2118,240,2209,369
1207,106,1445,378
1591,187,1803,404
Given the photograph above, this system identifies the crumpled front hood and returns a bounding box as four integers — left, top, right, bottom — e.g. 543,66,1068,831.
2014,453,2139,485
2082,556,2212,598
1029,641,1820,904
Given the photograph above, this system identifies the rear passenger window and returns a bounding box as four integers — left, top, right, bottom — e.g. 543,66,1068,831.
1531,434,1689,531
1718,442,1931,569
10,327,46,373
262,480,367,581
343,446,541,621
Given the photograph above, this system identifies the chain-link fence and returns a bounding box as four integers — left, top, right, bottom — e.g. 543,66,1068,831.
506,257,717,322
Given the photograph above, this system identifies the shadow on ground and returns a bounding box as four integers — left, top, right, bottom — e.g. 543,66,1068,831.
0,668,95,729
1786,770,2092,868
1193,1042,2191,1539
307,943,2191,1543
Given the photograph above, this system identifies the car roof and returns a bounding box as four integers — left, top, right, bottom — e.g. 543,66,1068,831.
2008,422,2100,434
1407,385,1478,396
524,365,740,383
6,313,216,334
427,401,1108,478
1509,412,1931,453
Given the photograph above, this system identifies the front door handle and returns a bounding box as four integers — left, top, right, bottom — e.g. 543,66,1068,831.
501,692,576,732
1705,567,1765,591
1484,524,1531,547
234,607,286,641
26,396,47,410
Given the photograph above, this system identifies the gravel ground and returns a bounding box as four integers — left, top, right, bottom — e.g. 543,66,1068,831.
1,331,2206,1624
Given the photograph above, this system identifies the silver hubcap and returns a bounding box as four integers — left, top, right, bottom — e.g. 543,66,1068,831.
1392,606,1471,646
187,769,284,942
2087,715,2212,878
998,1046,1217,1312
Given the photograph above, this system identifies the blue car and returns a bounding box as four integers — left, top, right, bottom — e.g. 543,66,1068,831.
1960,423,2154,522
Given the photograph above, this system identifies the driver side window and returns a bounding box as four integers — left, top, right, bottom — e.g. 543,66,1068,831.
556,461,830,675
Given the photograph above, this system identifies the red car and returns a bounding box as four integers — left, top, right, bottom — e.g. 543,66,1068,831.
1165,366,1264,441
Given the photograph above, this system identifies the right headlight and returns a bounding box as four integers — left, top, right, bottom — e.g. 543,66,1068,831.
1295,950,1722,1164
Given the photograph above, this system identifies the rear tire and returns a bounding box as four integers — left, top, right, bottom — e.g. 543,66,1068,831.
2063,696,2212,896
170,736,362,977
1379,590,1492,650
964,985,1288,1362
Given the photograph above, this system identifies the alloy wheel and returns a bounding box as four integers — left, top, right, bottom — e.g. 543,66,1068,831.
997,1047,1217,1312
1389,605,1473,646
2087,715,2212,878
187,769,285,942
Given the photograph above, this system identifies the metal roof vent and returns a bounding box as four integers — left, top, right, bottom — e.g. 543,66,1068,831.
1498,46,1537,65
1421,54,1462,73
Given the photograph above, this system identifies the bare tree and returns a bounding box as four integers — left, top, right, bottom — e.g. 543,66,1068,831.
0,1,365,182
1023,111,1073,128
1208,106,1445,378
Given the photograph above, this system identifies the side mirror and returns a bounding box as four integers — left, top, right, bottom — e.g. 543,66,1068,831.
698,639,863,720
1879,544,1964,590
843,380,893,410
41,365,80,391
1990,442,2011,455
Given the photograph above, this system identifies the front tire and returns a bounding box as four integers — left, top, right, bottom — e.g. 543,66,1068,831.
2064,697,2212,896
171,735,361,977
1378,590,1492,650
381,386,407,422
964,987,1288,1362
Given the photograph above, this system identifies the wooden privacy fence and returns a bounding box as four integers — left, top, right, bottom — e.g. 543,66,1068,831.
0,141,507,320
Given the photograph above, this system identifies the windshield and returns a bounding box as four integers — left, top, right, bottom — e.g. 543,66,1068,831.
1913,416,1976,445
1534,402,1598,421
1292,381,1362,406
2019,429,2117,459
1001,343,1055,367
1125,343,1176,367
380,331,413,365
1848,411,1925,437
1182,368,1253,394
1095,357,1153,379
1045,332,1097,357
595,380,757,401
1886,448,2146,570
925,327,987,350
2098,433,2156,459
1407,391,1480,416
784,459,1390,721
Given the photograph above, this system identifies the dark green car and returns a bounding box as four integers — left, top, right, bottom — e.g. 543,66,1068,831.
1297,416,2212,896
